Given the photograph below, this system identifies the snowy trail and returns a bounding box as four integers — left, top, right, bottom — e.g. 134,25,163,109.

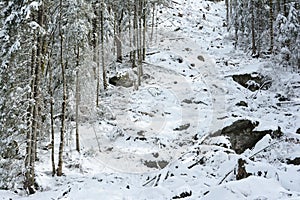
152,0,230,133
78,0,232,173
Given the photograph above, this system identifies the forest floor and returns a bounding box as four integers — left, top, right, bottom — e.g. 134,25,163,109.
2,0,300,199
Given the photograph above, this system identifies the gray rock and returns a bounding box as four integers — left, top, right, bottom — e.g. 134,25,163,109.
109,73,133,88
197,55,205,62
232,73,272,92
174,123,190,131
210,120,282,154
143,160,168,169
236,101,248,107
287,157,300,165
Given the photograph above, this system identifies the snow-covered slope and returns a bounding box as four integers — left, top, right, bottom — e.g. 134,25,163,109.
2,0,300,199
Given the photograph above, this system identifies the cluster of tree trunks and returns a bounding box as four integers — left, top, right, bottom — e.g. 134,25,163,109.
0,0,166,194
226,0,299,69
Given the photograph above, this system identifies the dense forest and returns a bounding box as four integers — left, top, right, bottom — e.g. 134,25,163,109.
226,0,299,68
0,0,299,195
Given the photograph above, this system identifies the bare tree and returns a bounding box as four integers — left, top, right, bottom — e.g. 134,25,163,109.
57,0,66,176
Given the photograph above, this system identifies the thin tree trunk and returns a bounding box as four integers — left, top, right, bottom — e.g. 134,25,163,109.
93,4,100,107
57,0,65,176
150,3,156,42
283,0,287,17
225,0,229,31
233,0,238,49
92,7,98,79
100,0,107,89
251,0,256,56
269,0,274,53
142,0,146,61
139,1,144,76
116,10,123,63
133,4,137,68
47,24,56,176
96,38,100,107
49,61,55,176
75,45,80,152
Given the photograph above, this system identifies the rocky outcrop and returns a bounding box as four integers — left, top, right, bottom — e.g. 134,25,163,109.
287,157,300,165
232,73,271,92
173,123,190,131
109,73,133,88
236,101,248,107
209,119,282,154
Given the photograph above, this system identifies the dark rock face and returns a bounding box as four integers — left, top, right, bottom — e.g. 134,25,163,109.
109,73,133,88
287,157,300,165
172,191,192,199
173,123,190,131
211,120,282,154
236,158,251,180
296,128,300,134
197,55,205,62
236,101,248,107
220,120,261,154
232,73,271,92
143,160,169,169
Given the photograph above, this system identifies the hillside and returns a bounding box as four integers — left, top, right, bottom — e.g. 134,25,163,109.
1,0,300,199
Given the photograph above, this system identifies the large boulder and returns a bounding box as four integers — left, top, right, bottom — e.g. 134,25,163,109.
209,119,282,154
232,73,271,92
109,73,133,88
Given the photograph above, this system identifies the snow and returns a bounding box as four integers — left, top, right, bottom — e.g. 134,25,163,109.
1,0,300,199
202,176,295,200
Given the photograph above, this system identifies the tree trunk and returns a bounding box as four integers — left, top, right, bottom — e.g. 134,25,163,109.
150,3,156,42
94,4,100,107
225,0,229,31
49,60,55,176
233,0,238,49
142,0,146,61
251,0,256,56
75,45,80,152
283,0,288,17
101,0,107,89
269,0,274,53
57,0,65,176
116,10,123,63
133,4,137,68
25,28,35,194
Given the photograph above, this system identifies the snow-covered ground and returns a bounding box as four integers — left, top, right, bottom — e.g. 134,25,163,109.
2,0,300,199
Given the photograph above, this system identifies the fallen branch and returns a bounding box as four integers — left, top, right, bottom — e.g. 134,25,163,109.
143,175,157,187
146,51,160,56
172,1,181,5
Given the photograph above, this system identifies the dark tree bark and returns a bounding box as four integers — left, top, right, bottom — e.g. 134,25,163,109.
269,0,274,53
57,0,66,177
251,0,257,56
